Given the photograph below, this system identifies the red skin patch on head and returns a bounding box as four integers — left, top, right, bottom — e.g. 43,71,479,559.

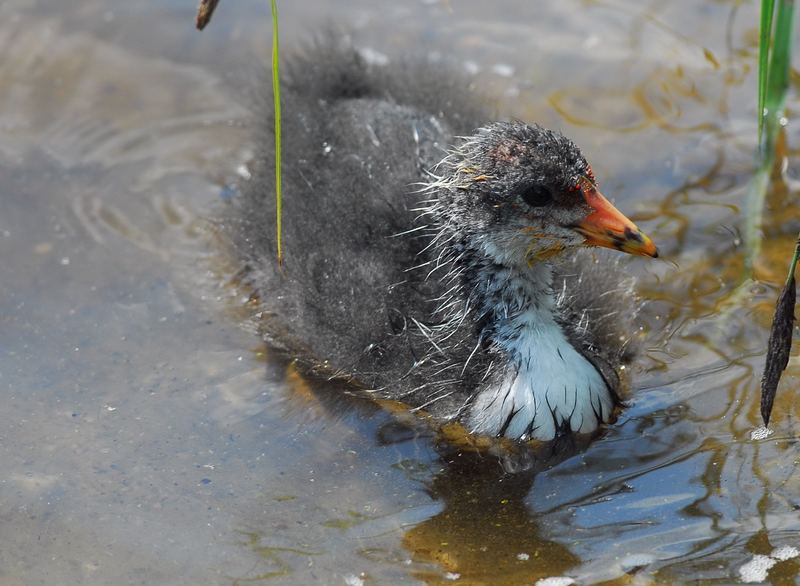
570,166,597,193
489,141,523,164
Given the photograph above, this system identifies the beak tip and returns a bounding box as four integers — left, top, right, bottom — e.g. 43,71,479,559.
641,239,658,258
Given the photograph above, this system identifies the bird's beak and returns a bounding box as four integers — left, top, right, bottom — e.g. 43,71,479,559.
573,187,658,258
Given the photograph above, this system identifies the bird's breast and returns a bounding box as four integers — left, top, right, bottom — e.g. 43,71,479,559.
465,303,614,441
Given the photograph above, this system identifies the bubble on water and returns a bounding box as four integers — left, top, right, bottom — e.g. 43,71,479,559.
739,555,777,583
750,426,774,441
739,545,799,582
535,578,576,586
772,545,799,561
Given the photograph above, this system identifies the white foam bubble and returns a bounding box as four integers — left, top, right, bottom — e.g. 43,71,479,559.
739,554,777,583
750,426,774,441
772,545,799,561
535,578,576,586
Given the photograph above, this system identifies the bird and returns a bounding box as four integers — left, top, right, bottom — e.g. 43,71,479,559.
223,36,657,443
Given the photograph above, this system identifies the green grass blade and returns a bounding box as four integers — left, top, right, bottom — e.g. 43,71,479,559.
764,0,794,149
744,0,795,276
744,163,771,273
271,0,283,266
754,0,797,425
786,233,800,286
758,0,776,146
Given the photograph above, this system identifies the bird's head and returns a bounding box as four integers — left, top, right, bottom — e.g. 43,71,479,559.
432,121,657,266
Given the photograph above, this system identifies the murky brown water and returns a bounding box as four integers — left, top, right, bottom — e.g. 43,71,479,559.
2,0,800,584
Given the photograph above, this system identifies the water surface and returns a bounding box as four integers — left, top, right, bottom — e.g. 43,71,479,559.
2,0,800,584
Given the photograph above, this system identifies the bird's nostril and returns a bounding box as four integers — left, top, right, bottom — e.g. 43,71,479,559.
624,227,644,243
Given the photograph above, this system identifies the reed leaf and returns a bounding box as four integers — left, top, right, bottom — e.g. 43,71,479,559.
761,236,799,425
757,0,775,145
744,0,795,275
271,0,283,266
194,0,283,264
754,0,797,426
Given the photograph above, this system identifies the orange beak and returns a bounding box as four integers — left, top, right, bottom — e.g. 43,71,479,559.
573,187,658,258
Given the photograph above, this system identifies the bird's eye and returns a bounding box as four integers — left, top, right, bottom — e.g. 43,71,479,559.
520,184,553,208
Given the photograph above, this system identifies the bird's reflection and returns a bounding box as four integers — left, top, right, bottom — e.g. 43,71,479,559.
401,449,580,585
280,361,590,584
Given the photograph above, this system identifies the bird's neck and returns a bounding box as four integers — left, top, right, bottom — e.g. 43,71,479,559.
458,239,614,441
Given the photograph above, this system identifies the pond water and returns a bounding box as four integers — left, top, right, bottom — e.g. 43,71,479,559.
2,0,800,584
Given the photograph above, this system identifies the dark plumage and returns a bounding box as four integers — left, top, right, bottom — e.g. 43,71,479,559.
223,37,656,442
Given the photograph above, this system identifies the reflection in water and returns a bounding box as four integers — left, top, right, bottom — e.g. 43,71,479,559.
279,367,606,584
402,455,579,586
233,532,322,585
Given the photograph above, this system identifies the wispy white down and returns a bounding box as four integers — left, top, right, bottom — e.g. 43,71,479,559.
466,260,613,441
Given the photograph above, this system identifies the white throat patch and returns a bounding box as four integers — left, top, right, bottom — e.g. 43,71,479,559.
465,263,614,441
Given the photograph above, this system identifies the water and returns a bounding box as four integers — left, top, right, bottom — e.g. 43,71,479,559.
2,0,799,584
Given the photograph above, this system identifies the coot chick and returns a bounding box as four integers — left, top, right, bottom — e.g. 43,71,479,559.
225,39,657,442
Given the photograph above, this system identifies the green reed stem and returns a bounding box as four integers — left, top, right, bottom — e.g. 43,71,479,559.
786,233,800,286
744,0,795,277
757,0,776,146
271,0,283,266
754,0,797,426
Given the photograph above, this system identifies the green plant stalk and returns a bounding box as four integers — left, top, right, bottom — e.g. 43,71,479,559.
757,0,776,145
755,0,798,426
271,0,283,266
786,233,800,286
743,161,771,273
764,0,794,154
743,0,795,276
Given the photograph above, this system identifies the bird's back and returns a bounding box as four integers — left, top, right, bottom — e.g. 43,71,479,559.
225,39,484,386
